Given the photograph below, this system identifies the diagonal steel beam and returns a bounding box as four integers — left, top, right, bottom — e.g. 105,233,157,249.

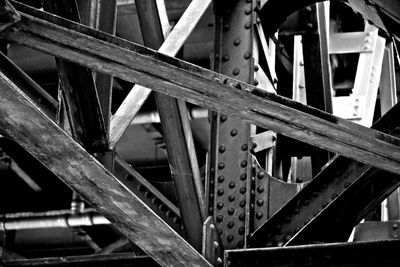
0,71,212,267
3,2,400,177
109,0,212,148
135,0,204,250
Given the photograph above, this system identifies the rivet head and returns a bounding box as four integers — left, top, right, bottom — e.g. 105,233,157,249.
218,175,225,183
228,208,234,215
239,213,245,221
257,199,264,206
244,22,251,29
244,52,251,59
240,173,247,180
254,65,259,71
217,202,224,209
256,212,263,219
219,146,226,153
216,215,223,222
227,235,234,242
228,195,235,202
239,187,246,194
233,68,240,76
214,241,219,248
393,223,398,229
222,55,230,62
227,221,235,228
257,186,265,193
245,9,251,15
238,227,245,235
217,189,224,196
223,24,230,32
307,23,313,29
253,79,259,86
257,172,265,179
240,160,248,167
239,200,246,207
229,182,236,188
231,129,238,136
218,162,225,169
233,39,241,46
241,144,248,151
220,115,227,122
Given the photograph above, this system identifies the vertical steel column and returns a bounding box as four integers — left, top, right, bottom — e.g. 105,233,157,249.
208,0,256,249
76,0,117,171
301,3,332,175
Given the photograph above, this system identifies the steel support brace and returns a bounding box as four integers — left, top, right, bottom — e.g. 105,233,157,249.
250,102,400,247
42,0,108,152
135,0,204,250
225,240,400,267
3,2,400,177
207,0,256,249
0,71,212,267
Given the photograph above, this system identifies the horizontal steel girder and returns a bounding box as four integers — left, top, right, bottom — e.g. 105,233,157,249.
2,2,400,177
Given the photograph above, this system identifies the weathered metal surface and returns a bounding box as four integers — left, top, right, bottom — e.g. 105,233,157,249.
109,0,212,148
354,221,400,241
0,71,212,267
250,102,400,247
3,2,400,177
135,0,203,250
207,0,256,249
225,240,400,267
43,0,108,152
202,216,224,266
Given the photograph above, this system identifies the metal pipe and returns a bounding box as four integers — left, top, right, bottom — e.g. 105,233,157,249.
0,209,110,231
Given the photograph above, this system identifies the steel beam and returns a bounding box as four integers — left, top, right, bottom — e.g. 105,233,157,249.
0,71,212,267
135,0,204,250
207,0,256,249
3,3,400,177
109,0,212,148
225,240,400,267
4,253,158,267
250,102,400,247
42,0,108,152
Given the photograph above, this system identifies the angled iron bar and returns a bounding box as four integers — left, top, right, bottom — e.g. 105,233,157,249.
42,0,108,152
250,102,400,247
109,0,212,148
135,0,204,250
0,51,57,119
0,71,212,267
4,2,400,177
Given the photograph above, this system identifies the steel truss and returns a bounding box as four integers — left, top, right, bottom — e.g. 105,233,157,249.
0,0,399,266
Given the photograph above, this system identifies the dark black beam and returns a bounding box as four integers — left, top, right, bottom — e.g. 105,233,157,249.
3,2,400,177
225,240,400,267
42,0,108,152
